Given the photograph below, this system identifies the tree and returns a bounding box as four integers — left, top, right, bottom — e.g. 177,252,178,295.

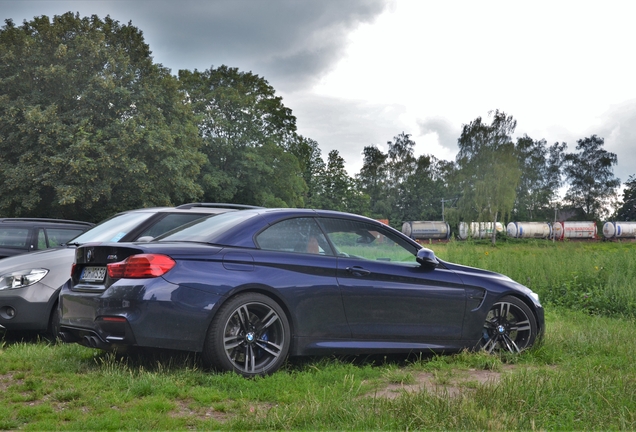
385,132,417,221
178,66,306,207
356,133,456,227
614,175,636,221
514,136,565,220
357,145,388,217
0,13,205,221
563,135,620,220
287,136,325,208
316,150,353,212
454,111,521,244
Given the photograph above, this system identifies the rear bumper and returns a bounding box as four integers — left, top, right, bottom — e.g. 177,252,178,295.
59,278,222,352
59,320,137,349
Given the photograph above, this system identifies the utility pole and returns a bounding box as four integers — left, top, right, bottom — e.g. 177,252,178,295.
440,198,457,222
441,199,445,221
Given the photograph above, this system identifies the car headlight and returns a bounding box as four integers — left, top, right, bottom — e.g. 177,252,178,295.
0,269,49,291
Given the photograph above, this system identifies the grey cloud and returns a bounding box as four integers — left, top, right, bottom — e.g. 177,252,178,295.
417,117,459,151
1,0,388,90
597,99,636,185
288,93,408,173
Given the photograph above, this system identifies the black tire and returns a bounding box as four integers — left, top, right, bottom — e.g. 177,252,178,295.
203,293,290,377
44,303,61,343
480,295,537,353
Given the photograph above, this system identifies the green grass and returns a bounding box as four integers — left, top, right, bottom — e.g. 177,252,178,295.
1,241,635,430
429,239,636,318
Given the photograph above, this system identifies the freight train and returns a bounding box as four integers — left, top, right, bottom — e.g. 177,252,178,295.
401,220,636,240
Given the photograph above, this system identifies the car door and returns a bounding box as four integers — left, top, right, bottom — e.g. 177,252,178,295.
254,217,349,340
318,217,467,341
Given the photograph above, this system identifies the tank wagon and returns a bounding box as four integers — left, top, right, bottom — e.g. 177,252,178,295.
506,222,552,239
602,221,636,239
552,221,597,240
457,222,504,240
401,221,451,240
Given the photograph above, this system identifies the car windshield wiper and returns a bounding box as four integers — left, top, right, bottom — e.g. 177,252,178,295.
63,242,83,247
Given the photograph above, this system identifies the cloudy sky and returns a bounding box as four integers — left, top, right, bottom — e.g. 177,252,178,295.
2,0,635,184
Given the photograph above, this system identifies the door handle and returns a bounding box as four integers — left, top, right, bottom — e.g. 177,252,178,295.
346,266,371,276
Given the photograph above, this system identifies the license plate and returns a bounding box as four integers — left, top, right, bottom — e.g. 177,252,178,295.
80,266,106,282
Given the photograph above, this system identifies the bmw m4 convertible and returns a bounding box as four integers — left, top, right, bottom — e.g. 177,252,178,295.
59,208,544,376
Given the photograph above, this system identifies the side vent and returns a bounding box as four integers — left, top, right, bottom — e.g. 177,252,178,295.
466,288,486,311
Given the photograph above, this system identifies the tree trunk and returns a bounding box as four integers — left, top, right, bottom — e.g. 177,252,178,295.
491,211,498,246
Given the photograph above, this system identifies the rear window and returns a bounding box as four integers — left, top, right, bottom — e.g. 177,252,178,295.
138,213,213,239
157,211,259,243
46,228,86,247
70,211,157,244
37,228,87,248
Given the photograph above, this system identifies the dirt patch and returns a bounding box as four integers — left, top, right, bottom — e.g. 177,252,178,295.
171,399,232,423
367,365,516,399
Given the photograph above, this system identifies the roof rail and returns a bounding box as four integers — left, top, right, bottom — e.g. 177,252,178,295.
175,203,263,210
0,218,93,226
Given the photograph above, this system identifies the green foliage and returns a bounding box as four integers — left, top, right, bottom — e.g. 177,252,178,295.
514,136,565,221
178,66,306,207
355,133,454,228
311,149,369,214
453,110,521,244
0,13,205,222
287,136,325,207
614,174,636,221
563,135,620,220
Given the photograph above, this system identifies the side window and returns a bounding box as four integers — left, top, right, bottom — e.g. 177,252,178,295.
138,213,209,239
318,218,417,263
45,228,85,247
256,218,333,256
0,227,29,248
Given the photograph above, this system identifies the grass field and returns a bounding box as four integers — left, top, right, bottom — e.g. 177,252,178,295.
1,241,635,430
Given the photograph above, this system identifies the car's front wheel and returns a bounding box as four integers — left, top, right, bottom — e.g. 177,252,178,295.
203,293,290,377
481,296,537,353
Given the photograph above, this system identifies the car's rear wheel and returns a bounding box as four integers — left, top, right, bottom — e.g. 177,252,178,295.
203,293,290,377
45,302,61,342
481,296,537,353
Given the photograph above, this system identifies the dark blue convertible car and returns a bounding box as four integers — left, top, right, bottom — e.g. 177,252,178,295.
59,208,544,376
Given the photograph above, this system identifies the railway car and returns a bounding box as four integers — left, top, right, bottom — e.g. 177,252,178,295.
457,222,504,240
552,221,597,240
602,221,636,239
506,222,552,239
401,221,451,240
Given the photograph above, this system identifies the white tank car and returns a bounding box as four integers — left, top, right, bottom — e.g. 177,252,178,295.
457,221,504,240
602,221,636,239
401,221,450,240
506,222,552,239
552,221,597,240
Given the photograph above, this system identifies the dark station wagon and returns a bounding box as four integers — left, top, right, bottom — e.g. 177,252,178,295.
0,218,94,259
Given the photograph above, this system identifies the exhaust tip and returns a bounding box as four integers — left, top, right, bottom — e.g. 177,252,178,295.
83,335,95,347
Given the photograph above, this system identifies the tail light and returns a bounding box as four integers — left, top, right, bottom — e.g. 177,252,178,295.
107,254,175,279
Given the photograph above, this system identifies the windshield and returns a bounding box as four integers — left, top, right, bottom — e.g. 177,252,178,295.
157,211,259,243
68,211,156,244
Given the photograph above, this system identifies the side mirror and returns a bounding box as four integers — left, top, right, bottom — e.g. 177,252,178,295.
136,236,154,243
416,248,439,267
